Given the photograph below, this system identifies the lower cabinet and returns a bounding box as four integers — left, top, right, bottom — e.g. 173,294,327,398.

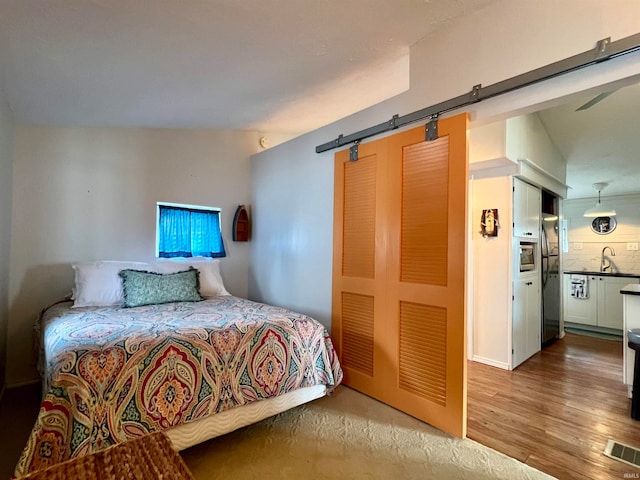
563,275,597,326
597,277,635,329
564,274,639,330
513,276,541,368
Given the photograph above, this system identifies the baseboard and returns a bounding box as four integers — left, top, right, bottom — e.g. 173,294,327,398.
472,355,510,370
564,323,623,340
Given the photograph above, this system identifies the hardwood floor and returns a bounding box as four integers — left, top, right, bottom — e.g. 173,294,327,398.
468,332,640,480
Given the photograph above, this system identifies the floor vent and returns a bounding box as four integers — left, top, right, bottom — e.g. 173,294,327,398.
604,439,640,468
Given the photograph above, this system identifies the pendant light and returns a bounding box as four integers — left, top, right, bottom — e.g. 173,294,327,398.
583,182,617,217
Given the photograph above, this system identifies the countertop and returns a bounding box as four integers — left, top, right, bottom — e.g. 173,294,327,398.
563,270,640,278
621,284,640,296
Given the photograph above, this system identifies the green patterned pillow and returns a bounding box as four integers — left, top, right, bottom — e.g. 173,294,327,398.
118,268,204,308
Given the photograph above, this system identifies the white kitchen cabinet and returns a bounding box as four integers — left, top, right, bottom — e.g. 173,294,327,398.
564,274,639,330
598,276,639,329
563,274,597,326
512,276,541,368
513,178,540,239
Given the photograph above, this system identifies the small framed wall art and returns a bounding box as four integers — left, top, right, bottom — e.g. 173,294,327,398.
480,209,499,238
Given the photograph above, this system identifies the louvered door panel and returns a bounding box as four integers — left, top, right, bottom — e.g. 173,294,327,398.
333,138,389,397
401,139,449,286
341,292,374,376
387,115,468,438
399,301,447,406
342,155,376,278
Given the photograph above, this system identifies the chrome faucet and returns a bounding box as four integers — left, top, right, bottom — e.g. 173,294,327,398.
601,246,616,272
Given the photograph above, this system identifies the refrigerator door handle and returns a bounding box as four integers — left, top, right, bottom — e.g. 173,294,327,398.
541,225,550,257
541,226,550,287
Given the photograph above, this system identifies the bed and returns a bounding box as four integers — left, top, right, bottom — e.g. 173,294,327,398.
14,266,342,477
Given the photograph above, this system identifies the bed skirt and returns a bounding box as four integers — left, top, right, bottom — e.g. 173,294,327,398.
167,384,327,450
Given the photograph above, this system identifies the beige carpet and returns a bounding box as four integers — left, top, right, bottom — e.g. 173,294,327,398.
181,387,555,479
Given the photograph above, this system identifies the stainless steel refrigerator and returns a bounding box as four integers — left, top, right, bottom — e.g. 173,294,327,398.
541,192,560,346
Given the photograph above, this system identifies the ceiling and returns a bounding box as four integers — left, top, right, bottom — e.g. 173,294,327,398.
0,1,636,199
0,0,496,135
537,81,640,200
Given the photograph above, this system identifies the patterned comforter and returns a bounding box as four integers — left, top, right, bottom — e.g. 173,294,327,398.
15,296,343,477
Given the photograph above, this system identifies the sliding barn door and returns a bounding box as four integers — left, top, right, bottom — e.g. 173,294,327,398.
332,113,468,437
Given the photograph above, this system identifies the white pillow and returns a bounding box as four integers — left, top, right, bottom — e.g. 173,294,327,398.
72,261,152,308
156,258,230,297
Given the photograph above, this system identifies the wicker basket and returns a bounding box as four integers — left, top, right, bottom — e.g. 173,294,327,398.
19,432,194,480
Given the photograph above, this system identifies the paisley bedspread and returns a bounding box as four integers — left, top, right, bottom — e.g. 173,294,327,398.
15,296,343,477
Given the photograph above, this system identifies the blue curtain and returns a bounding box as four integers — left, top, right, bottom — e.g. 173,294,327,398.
191,210,226,257
158,206,226,258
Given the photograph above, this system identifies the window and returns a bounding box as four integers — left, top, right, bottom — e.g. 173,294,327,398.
156,202,226,258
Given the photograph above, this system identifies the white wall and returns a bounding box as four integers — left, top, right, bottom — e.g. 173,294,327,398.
564,193,640,274
471,176,513,369
249,132,335,324
8,127,264,385
0,86,14,393
249,0,640,333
